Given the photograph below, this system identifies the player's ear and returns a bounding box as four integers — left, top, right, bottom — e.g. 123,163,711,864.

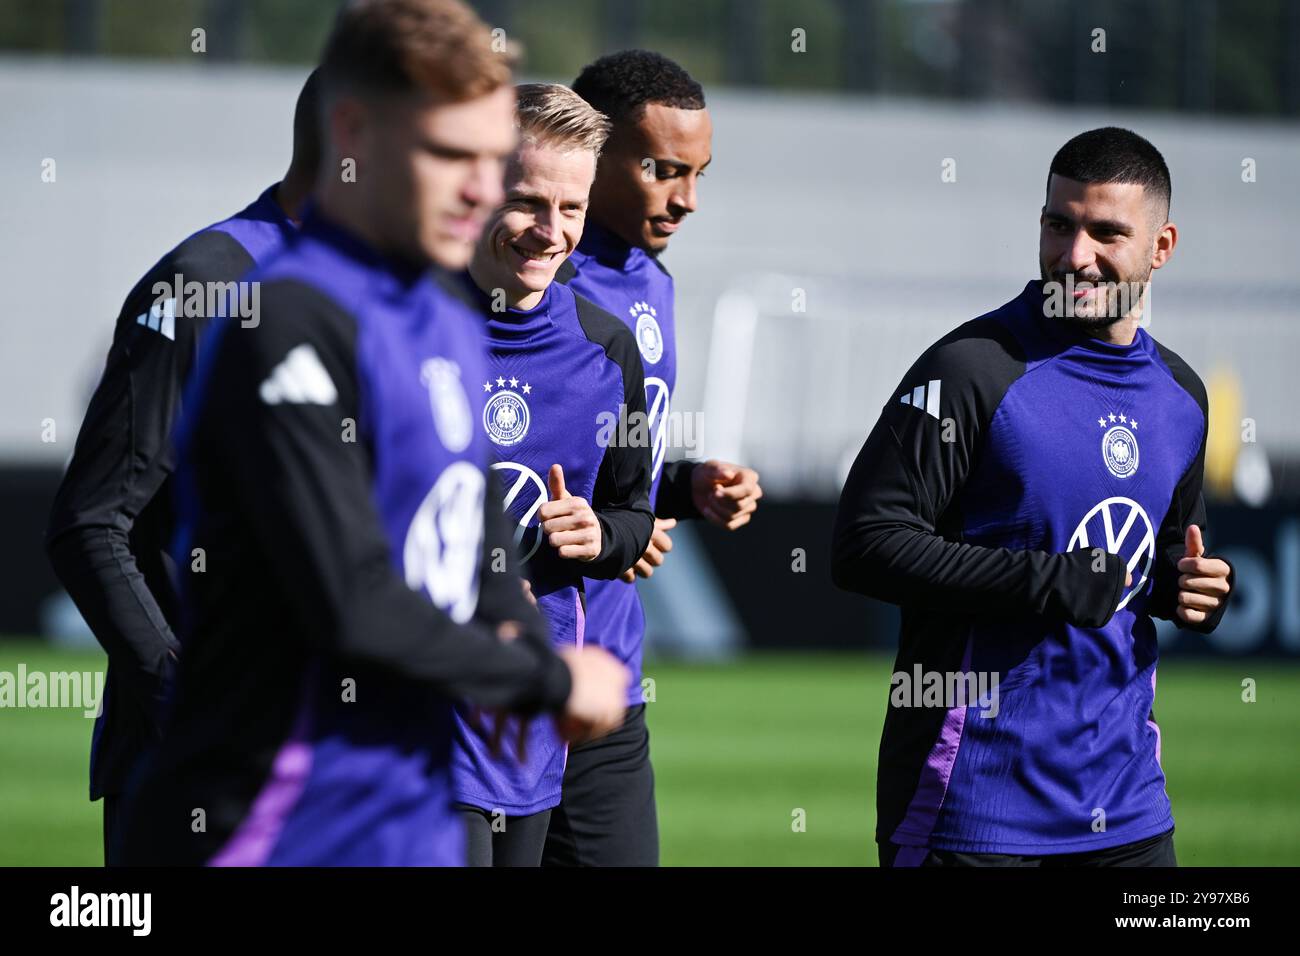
329,94,368,166
1151,220,1177,270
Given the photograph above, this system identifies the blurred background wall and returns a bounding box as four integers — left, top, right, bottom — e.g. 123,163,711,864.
1,0,1296,656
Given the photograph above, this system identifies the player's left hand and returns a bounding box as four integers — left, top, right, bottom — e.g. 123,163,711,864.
620,517,677,582
1176,524,1231,626
691,459,762,530
539,463,602,561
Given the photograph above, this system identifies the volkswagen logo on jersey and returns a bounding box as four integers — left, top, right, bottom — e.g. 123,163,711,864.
489,461,547,563
645,376,670,481
631,301,663,365
420,357,472,453
1097,411,1139,479
482,377,531,446
1067,496,1156,611
402,461,486,624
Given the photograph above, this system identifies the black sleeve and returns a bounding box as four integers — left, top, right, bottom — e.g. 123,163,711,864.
1147,344,1234,633
831,317,1128,628
201,280,572,714
44,230,255,724
574,294,655,578
654,459,701,520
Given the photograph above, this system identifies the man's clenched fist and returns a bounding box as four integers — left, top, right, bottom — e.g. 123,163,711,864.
620,517,676,582
691,460,762,530
555,646,628,744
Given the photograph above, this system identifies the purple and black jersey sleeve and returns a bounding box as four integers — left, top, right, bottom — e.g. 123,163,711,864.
831,315,1128,628
652,459,701,521
45,187,291,800
46,230,249,714
572,293,655,577
1145,342,1234,633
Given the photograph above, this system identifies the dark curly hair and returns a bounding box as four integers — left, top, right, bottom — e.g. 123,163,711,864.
571,49,705,125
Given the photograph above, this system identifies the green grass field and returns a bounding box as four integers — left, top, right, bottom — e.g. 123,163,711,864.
2,640,1297,866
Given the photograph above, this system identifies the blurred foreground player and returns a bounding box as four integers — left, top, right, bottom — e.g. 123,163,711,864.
120,0,627,867
832,128,1233,867
45,69,322,865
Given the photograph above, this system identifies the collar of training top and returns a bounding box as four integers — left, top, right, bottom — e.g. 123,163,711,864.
1026,278,1154,360
252,182,296,233
298,207,431,287
575,219,640,268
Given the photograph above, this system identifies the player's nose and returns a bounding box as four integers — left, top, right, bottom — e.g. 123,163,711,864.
465,156,505,211
670,177,699,216
1061,229,1097,273
531,208,559,245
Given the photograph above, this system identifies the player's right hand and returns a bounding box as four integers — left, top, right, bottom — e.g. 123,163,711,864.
620,517,677,582
555,646,628,744
539,464,603,561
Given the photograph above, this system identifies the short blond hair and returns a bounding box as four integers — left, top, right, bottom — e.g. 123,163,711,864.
515,83,611,156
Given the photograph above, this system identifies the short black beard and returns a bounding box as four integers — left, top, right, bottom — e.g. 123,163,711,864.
1040,266,1151,332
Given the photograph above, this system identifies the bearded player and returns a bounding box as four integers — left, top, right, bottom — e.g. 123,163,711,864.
833,127,1233,866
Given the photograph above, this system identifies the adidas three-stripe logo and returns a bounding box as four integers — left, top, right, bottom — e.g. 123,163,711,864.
899,379,941,419
259,344,338,406
135,298,176,341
